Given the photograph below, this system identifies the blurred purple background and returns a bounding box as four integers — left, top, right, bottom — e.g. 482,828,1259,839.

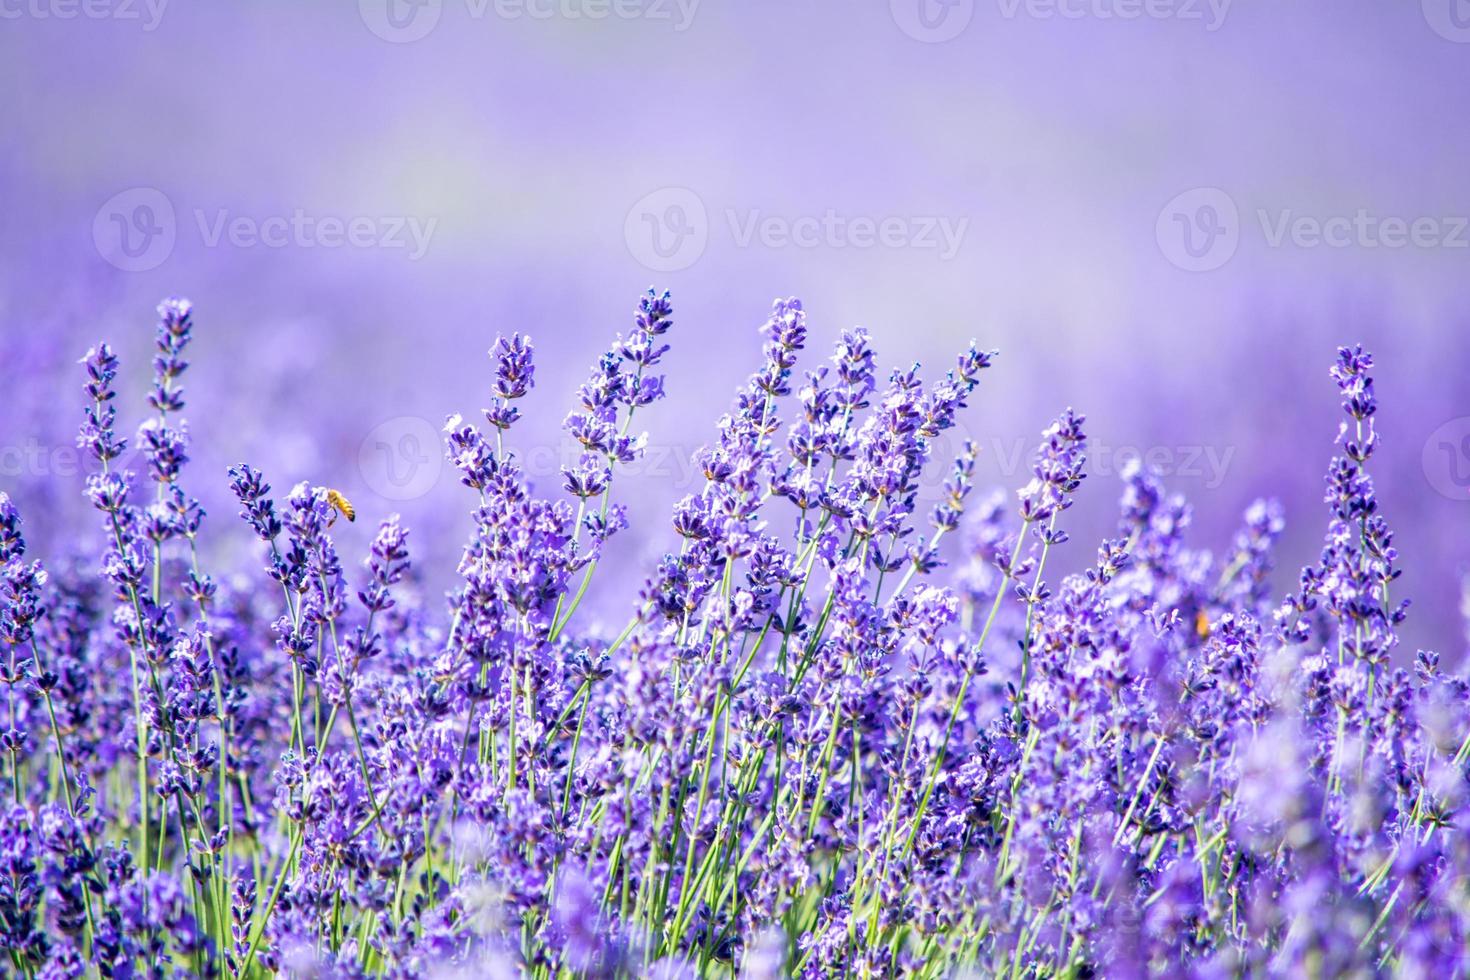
2,0,1469,652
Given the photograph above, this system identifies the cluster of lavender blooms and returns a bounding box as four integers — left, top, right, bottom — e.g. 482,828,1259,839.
1,290,1467,979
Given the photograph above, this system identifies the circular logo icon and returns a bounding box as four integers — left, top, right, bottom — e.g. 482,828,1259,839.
93,187,176,273
359,416,442,501
1156,187,1239,272
359,0,442,43
1423,416,1470,501
624,187,708,273
1423,0,1470,42
890,0,974,42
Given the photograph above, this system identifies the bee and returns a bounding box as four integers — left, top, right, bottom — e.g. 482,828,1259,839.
1194,609,1211,641
325,488,356,526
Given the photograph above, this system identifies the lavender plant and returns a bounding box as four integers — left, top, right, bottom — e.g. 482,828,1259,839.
1,292,1467,978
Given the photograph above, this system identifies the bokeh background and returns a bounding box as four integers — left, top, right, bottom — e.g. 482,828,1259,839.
2,0,1469,652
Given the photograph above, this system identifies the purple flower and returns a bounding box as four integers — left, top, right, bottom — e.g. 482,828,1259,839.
485,332,535,431
2,297,1464,978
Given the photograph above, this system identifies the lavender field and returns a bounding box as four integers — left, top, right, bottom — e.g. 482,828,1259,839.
0,289,1461,977
4,1,1470,978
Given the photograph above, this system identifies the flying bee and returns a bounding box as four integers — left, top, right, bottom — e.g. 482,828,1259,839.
325,488,356,526
1194,609,1211,641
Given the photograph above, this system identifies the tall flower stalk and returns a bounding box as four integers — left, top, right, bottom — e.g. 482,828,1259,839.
2,295,1467,979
